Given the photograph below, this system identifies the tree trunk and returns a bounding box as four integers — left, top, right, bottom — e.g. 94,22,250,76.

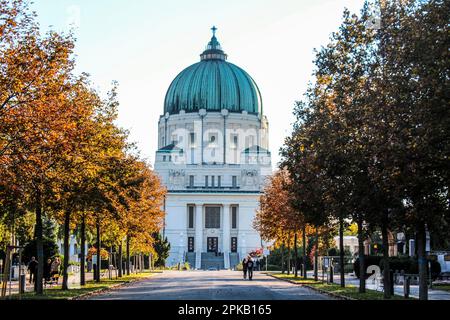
126,235,130,275
281,241,285,274
302,225,307,279
287,233,291,275
137,255,139,273
34,190,44,294
417,221,428,300
118,243,123,277
96,219,101,282
381,214,391,298
152,253,155,270
109,246,113,269
80,215,86,286
339,216,345,288
148,253,153,272
314,228,319,281
149,253,152,271
138,254,141,272
294,231,298,277
62,210,71,290
357,217,366,293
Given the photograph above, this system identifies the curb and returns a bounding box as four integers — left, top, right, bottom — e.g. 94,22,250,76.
264,273,356,301
70,274,159,300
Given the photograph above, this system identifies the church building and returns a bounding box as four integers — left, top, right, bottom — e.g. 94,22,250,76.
154,27,272,269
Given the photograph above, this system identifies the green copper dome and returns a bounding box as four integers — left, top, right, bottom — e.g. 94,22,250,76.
164,27,263,115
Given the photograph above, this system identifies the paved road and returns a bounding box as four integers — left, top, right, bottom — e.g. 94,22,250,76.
89,270,333,300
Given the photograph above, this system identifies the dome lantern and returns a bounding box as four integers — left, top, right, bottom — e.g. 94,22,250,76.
200,26,228,61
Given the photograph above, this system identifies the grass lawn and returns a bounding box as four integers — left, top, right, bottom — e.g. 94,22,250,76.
269,273,322,285
4,271,160,300
267,273,414,300
433,284,450,292
307,282,411,300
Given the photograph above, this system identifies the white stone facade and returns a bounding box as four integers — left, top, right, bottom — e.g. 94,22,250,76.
154,110,272,269
57,235,87,263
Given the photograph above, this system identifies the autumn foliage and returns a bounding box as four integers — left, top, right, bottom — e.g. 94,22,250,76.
279,0,449,300
0,0,166,294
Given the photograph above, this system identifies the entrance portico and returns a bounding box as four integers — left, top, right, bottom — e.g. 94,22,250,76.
162,193,263,269
194,202,232,269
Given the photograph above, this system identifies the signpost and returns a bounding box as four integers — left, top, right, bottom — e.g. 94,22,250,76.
1,245,24,299
1,246,11,297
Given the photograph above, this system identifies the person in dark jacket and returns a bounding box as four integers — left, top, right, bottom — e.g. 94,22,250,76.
43,258,52,285
247,257,254,280
242,258,248,279
27,257,38,284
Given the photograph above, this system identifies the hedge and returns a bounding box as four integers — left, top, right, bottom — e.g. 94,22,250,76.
353,256,383,279
353,256,441,280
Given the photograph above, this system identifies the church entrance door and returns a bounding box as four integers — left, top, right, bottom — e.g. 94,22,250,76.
207,237,218,252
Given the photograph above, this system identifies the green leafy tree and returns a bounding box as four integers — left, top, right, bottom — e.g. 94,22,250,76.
22,238,59,264
282,0,448,300
370,0,450,300
153,233,170,268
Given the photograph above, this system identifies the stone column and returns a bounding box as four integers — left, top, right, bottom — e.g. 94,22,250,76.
409,239,415,257
199,109,207,164
223,204,231,269
195,204,203,269
221,109,229,164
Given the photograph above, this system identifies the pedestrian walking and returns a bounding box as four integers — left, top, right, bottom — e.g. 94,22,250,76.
242,257,248,279
247,256,254,280
44,258,52,285
50,257,61,284
27,257,38,284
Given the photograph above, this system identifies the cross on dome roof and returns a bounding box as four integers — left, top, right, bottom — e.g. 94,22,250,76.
164,26,263,115
201,26,227,61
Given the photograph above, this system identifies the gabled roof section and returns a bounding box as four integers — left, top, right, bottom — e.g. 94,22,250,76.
243,145,271,154
157,143,184,153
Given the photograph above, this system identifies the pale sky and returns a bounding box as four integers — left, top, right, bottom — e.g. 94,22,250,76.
31,0,365,168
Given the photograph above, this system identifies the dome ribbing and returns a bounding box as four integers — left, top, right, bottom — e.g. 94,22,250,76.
164,27,262,115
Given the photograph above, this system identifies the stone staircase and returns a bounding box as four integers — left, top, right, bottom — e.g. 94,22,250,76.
229,253,240,270
185,252,196,269
201,252,224,270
